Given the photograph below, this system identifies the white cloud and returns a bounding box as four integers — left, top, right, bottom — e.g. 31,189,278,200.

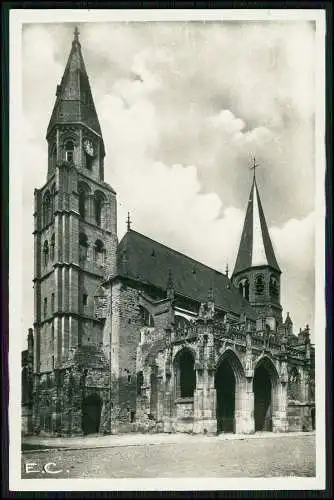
19,21,319,348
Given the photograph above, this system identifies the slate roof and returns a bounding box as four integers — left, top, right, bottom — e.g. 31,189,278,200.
233,177,281,276
116,230,256,320
47,30,103,142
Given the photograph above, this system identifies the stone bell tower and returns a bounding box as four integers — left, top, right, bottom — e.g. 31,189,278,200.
32,27,117,434
232,163,283,329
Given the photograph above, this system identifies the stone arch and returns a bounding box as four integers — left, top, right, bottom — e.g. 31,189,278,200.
215,348,245,433
253,355,280,432
173,347,196,399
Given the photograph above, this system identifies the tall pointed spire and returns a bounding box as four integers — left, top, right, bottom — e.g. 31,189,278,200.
47,26,103,142
233,175,280,276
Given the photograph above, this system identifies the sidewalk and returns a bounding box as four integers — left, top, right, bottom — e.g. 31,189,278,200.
22,430,315,452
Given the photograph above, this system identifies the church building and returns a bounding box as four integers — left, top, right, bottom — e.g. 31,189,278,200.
22,28,315,437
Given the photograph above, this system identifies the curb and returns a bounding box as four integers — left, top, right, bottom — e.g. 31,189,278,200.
22,431,315,453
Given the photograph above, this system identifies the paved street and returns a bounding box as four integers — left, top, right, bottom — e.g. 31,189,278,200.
21,433,315,478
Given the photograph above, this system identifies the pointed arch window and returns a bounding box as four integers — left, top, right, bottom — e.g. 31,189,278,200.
50,233,55,261
94,191,105,227
65,140,74,163
94,239,105,266
43,240,49,267
42,191,51,227
79,232,88,261
255,275,265,295
139,305,154,327
78,183,90,220
175,349,196,399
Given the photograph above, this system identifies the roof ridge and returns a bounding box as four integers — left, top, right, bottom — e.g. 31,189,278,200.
123,230,229,280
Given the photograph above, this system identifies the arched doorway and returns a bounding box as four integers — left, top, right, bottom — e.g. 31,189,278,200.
253,357,279,432
215,359,236,433
82,393,102,435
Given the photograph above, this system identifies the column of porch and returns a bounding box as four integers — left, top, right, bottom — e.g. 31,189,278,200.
193,368,217,435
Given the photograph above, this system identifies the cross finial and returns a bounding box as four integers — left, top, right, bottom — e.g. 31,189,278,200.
126,212,132,232
73,26,80,43
250,155,259,180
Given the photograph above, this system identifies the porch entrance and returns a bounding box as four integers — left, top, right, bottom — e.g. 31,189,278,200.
215,359,236,433
253,364,272,431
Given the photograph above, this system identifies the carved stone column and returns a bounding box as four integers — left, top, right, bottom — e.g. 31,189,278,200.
272,359,289,432
235,332,255,434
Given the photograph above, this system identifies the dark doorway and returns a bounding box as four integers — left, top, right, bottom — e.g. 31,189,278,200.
253,365,272,431
82,394,102,435
215,360,236,433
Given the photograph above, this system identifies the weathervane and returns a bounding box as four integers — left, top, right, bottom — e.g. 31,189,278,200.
126,212,132,232
250,155,259,180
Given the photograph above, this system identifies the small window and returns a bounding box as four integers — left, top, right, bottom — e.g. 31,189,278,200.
50,234,55,261
94,192,105,227
79,233,88,261
65,140,74,162
43,240,49,267
44,298,48,318
51,293,55,313
83,294,88,306
139,305,154,327
255,275,265,295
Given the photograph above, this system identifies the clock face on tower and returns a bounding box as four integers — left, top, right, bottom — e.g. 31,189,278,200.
83,139,95,157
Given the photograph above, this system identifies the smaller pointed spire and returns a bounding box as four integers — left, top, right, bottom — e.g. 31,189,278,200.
126,212,132,232
225,260,229,278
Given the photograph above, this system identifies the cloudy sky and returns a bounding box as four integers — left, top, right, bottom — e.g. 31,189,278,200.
20,18,320,348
